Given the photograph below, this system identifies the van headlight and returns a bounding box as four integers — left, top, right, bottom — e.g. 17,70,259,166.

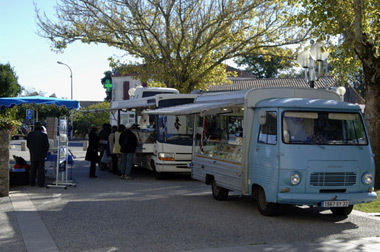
362,172,373,185
158,153,175,161
289,172,301,185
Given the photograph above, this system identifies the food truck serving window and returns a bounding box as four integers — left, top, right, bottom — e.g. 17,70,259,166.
282,111,368,145
194,113,243,162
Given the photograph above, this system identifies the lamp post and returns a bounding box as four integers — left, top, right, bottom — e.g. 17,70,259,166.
296,40,329,89
57,61,74,140
57,61,73,100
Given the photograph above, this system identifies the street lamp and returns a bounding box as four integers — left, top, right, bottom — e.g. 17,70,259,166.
57,61,74,140
57,61,73,100
296,40,329,89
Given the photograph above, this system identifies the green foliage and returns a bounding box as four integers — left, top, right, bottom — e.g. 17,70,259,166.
36,0,309,92
13,103,70,123
354,190,380,213
0,63,22,97
73,102,110,137
292,0,380,78
235,48,295,78
0,107,21,134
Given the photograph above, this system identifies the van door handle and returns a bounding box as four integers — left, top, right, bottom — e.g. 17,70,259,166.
256,147,260,151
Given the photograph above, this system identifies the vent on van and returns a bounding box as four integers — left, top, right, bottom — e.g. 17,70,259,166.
310,172,356,187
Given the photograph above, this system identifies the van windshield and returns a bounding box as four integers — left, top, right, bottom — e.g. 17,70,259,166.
282,111,368,145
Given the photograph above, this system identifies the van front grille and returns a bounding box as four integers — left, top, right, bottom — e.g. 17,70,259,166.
310,172,356,187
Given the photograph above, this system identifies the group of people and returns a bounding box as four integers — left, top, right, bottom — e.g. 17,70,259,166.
85,122,138,180
25,121,138,187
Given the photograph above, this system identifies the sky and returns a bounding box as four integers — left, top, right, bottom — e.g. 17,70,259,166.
0,0,127,101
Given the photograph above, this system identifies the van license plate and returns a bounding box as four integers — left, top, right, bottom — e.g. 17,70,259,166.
322,201,349,207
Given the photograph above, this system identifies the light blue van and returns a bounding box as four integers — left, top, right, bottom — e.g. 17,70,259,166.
145,88,377,216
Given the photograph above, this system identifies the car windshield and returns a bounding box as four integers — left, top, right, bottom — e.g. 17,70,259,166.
157,115,193,145
282,111,368,145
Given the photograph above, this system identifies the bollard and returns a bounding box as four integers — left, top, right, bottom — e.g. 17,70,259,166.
83,140,88,151
21,141,26,151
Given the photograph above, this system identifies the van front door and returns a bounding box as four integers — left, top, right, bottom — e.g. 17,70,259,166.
249,110,279,203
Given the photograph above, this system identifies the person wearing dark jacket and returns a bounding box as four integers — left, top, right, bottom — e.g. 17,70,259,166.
119,123,138,180
98,123,111,170
27,122,49,187
85,127,99,178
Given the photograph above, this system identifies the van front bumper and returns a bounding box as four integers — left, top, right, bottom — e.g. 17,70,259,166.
277,191,377,206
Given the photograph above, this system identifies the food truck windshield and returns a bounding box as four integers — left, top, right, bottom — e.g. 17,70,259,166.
157,115,193,145
282,111,368,145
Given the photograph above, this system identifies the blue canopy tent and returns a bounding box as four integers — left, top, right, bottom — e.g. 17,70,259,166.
0,95,80,122
0,96,80,110
1,96,80,188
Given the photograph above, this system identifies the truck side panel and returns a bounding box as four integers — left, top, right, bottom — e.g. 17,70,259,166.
192,155,242,192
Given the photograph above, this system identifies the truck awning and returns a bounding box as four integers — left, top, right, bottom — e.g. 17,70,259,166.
143,99,244,115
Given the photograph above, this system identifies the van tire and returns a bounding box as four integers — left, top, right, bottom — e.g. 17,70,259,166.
330,205,353,216
211,180,229,200
151,161,165,180
257,187,278,216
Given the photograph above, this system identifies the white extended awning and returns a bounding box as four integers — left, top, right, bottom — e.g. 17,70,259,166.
143,99,244,115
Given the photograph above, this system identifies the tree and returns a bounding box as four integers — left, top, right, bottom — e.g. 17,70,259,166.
0,63,22,97
235,48,295,78
36,0,309,93
73,102,110,137
293,0,380,188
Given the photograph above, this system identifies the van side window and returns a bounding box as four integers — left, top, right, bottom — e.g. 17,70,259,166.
258,111,277,145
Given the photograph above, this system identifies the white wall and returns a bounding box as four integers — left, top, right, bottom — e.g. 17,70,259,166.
111,75,143,102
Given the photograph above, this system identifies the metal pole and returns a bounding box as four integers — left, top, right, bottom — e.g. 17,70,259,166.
57,61,74,139
325,59,329,90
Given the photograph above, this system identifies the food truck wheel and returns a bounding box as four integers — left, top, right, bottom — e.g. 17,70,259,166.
330,205,353,216
211,180,229,200
151,161,166,180
257,187,278,216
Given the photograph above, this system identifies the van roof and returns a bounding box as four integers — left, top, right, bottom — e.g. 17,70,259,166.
255,98,361,111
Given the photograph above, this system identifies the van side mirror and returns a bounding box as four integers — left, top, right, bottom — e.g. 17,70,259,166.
258,111,267,125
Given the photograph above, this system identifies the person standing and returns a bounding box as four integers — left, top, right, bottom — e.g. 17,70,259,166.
85,127,99,178
113,124,125,176
98,123,111,170
119,123,138,180
108,125,118,173
27,122,49,187
67,122,73,140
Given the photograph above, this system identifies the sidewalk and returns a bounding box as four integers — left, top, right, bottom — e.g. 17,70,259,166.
2,141,380,252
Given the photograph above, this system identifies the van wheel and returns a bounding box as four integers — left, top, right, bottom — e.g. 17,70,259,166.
211,180,229,200
331,206,353,216
257,187,278,216
151,161,165,180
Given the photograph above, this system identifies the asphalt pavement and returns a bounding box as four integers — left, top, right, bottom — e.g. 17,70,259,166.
1,140,380,252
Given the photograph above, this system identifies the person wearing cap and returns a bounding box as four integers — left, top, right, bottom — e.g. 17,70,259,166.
119,123,138,180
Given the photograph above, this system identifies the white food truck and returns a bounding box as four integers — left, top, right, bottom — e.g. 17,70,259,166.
112,91,198,178
146,87,377,216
